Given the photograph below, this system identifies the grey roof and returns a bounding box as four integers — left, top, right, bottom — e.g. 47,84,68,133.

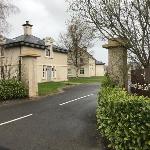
6,38,14,43
6,35,45,45
5,35,68,54
96,60,105,65
53,45,68,53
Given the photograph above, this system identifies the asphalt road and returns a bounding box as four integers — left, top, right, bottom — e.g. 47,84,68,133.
0,84,107,150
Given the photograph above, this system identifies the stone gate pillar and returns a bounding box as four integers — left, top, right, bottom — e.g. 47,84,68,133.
21,54,40,97
103,38,128,88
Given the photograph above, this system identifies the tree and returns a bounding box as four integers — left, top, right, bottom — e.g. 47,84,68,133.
0,0,19,79
0,0,18,34
59,18,95,77
0,55,20,80
67,0,150,68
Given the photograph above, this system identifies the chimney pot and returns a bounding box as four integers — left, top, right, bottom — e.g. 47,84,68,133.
23,21,33,35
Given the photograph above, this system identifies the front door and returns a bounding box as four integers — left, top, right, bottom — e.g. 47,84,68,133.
47,66,52,81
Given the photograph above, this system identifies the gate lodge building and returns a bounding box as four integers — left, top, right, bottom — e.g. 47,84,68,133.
0,21,68,82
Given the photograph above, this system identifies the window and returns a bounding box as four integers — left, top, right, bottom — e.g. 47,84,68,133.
80,68,84,74
43,65,47,79
45,49,50,57
80,58,84,64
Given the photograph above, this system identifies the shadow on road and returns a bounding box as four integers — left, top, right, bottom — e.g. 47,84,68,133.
0,146,10,150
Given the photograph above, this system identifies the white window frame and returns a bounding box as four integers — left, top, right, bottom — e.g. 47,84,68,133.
80,68,85,74
42,65,47,79
52,66,56,78
45,45,54,59
50,45,54,59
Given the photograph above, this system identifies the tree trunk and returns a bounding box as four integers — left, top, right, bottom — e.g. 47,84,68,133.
75,67,79,78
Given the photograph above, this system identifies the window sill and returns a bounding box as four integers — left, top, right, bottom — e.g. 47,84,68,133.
42,77,47,80
45,56,53,59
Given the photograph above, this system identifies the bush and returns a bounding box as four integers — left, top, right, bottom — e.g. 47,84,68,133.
97,87,150,150
0,79,27,101
101,74,117,88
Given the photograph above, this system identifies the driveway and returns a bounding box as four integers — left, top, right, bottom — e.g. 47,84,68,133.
0,84,107,150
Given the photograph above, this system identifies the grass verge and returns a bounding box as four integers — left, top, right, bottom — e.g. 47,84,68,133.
38,82,73,96
38,76,104,96
68,76,105,84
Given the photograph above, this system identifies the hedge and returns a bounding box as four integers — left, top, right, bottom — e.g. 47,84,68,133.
0,79,27,101
97,87,150,150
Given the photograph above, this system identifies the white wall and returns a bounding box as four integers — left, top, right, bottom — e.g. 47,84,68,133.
3,46,68,82
96,65,105,76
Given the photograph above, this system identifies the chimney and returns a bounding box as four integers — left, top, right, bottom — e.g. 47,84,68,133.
22,21,33,35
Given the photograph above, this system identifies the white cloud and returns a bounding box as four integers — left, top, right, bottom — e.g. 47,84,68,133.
7,0,67,38
7,0,108,63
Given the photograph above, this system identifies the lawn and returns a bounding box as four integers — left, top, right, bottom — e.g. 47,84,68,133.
38,76,104,96
38,82,71,96
68,76,105,84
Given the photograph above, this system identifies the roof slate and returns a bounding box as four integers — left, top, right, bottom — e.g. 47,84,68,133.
96,60,105,65
5,35,68,54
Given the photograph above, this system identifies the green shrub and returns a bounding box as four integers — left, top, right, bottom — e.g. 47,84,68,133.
0,79,27,100
101,74,117,88
97,87,150,150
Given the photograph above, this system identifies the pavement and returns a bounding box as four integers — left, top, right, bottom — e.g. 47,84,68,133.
0,84,107,150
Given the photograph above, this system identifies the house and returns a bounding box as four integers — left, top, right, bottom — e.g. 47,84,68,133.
0,21,68,82
67,48,96,77
67,47,105,77
95,60,106,76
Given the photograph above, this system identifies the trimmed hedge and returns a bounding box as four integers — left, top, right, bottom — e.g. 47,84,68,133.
0,79,27,100
101,74,117,88
97,87,150,150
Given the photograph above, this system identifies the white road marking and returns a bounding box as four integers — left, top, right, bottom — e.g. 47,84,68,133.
59,94,94,106
0,114,33,126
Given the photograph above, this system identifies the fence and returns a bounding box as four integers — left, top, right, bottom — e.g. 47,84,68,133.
130,68,150,97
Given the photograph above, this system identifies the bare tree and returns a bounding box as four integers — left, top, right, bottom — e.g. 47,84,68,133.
0,0,19,80
59,18,95,77
0,0,19,34
67,0,150,68
0,54,20,80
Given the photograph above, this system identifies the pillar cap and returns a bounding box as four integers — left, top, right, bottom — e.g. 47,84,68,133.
103,38,129,49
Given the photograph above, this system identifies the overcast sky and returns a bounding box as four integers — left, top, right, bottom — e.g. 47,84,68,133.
7,0,108,63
